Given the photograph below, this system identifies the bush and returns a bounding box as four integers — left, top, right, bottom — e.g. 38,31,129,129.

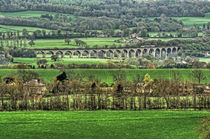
197,117,210,139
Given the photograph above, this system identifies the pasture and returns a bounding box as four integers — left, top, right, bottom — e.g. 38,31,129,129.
148,32,203,37
148,12,210,27
0,69,209,84
0,10,76,20
147,37,193,41
0,111,209,139
172,12,210,27
0,24,52,32
200,58,210,63
13,57,112,66
29,38,124,49
173,16,210,27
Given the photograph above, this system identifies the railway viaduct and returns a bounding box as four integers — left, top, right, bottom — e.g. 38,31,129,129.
34,46,180,59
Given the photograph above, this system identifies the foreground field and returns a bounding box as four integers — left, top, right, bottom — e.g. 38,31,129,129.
0,111,209,139
0,69,209,84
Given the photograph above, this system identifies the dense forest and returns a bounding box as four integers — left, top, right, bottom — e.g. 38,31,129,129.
1,0,210,17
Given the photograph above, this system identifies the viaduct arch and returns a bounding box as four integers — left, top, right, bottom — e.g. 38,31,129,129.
34,46,180,59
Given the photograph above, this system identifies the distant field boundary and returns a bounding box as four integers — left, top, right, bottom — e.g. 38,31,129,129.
0,69,209,84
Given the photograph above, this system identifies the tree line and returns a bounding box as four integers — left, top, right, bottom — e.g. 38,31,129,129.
1,0,210,18
0,69,209,111
1,0,210,39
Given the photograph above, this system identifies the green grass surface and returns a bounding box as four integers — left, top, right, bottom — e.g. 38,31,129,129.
0,10,76,20
0,11,53,18
0,111,209,139
0,11,76,32
147,12,210,27
173,12,210,27
200,58,210,63
13,57,112,66
30,38,123,49
0,69,209,84
0,24,52,32
173,16,210,27
147,37,193,41
148,32,203,37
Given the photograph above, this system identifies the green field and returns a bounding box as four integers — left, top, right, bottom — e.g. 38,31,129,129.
172,12,210,27
0,69,209,84
0,24,52,32
0,111,209,139
13,57,112,66
0,10,76,20
0,11,76,32
0,11,53,18
0,10,76,32
147,12,210,27
147,37,193,41
200,58,210,63
148,32,203,37
173,17,210,27
29,38,123,49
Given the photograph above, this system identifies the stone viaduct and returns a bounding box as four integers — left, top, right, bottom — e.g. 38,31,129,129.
34,46,180,59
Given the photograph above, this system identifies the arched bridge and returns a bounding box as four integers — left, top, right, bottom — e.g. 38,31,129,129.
34,46,180,59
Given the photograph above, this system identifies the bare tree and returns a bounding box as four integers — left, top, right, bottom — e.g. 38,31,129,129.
197,116,210,139
190,70,206,84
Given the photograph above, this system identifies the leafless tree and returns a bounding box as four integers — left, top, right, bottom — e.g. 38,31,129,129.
190,70,206,84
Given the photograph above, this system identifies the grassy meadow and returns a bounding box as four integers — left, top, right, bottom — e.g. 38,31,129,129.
0,10,76,20
200,58,210,63
173,12,210,27
147,37,193,41
0,24,52,32
148,32,203,37
0,111,209,139
0,69,209,84
0,11,54,18
0,10,75,32
173,16,210,27
29,38,124,49
13,57,112,66
148,12,210,27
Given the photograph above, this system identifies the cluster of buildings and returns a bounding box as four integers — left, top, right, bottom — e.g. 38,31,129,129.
124,33,145,43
